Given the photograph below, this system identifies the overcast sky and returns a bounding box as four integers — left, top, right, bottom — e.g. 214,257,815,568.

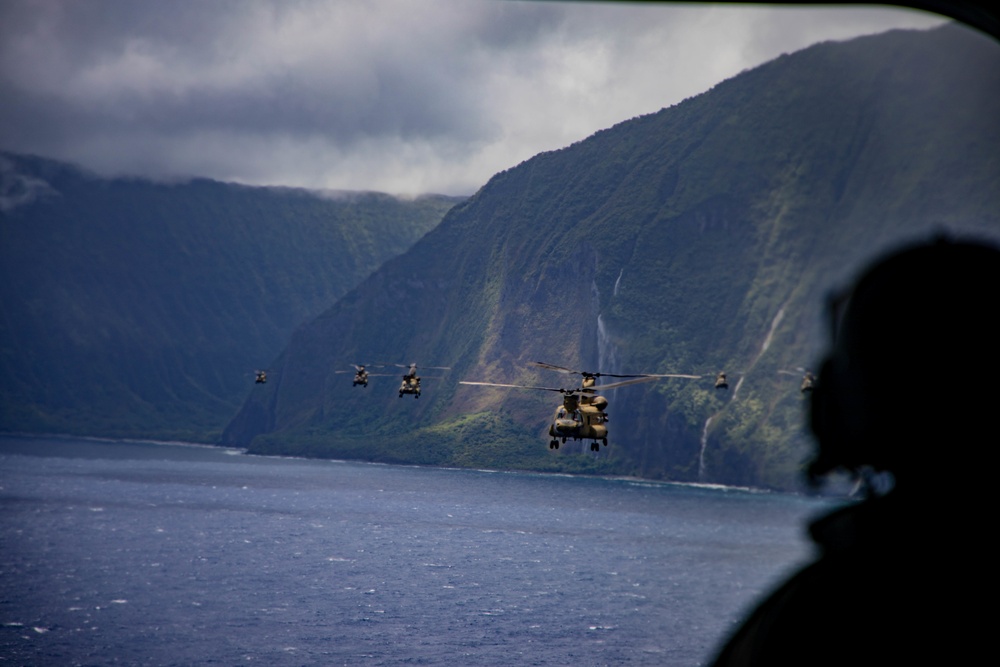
0,1,947,196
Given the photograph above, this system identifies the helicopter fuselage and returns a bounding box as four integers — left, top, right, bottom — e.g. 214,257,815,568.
548,392,609,450
399,375,421,398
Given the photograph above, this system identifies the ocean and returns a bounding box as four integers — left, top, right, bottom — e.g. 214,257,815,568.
0,435,836,666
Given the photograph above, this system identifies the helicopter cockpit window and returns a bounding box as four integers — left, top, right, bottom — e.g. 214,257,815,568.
556,407,581,423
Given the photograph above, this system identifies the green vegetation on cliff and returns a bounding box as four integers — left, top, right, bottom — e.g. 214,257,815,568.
0,154,459,441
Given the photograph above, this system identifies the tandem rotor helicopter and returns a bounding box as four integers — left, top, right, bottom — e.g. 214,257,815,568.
778,368,816,393
394,363,451,399
334,364,395,388
461,361,701,451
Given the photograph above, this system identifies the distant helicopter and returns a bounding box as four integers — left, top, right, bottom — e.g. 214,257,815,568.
801,371,816,393
778,368,816,393
255,370,268,384
334,364,392,388
714,372,728,390
393,363,451,399
352,365,370,387
462,362,700,451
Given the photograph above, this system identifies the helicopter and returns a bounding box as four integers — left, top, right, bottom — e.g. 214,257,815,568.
778,368,816,393
393,363,451,399
352,365,370,387
532,362,701,449
333,364,392,388
255,370,268,384
714,371,728,390
461,362,700,451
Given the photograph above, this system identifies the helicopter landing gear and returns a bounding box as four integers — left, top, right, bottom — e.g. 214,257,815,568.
398,392,403,398
549,439,559,450
590,442,599,452
602,438,608,447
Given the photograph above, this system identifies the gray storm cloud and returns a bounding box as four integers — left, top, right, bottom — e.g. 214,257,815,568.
0,1,944,195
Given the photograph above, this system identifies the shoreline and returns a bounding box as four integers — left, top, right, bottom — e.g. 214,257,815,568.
0,431,843,500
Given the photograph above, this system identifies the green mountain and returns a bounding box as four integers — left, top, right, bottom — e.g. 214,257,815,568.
0,153,460,441
231,23,996,489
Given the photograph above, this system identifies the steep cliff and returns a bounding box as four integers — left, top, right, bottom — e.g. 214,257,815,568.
0,154,459,440
224,24,1000,488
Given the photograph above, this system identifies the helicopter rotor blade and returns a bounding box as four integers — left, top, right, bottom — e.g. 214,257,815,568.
336,364,382,373
531,361,634,378
462,377,659,393
530,361,580,374
587,376,660,391
459,380,570,393
531,361,632,377
532,361,697,379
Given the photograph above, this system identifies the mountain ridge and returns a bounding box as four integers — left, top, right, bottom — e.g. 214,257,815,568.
0,152,461,441
223,24,999,489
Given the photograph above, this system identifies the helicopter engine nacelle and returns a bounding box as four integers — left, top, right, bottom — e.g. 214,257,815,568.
589,396,608,411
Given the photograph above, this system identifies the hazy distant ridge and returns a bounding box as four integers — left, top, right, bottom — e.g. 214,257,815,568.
0,154,460,440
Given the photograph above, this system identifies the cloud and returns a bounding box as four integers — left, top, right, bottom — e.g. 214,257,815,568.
0,155,59,213
0,1,947,195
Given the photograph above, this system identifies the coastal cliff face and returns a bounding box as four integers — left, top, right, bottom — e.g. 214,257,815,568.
0,155,459,441
231,23,999,488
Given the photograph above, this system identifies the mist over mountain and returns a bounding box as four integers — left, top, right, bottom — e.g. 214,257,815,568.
221,24,999,489
0,154,459,440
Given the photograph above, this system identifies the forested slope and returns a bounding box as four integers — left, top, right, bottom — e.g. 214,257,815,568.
0,154,459,440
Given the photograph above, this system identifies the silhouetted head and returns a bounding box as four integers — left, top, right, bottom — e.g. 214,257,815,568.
809,237,1000,487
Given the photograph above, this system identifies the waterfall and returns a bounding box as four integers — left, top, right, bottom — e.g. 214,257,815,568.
759,306,785,355
597,269,625,374
595,282,619,456
730,305,786,401
698,415,715,479
597,314,621,375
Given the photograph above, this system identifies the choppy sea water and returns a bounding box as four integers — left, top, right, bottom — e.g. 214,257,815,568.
0,435,837,666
